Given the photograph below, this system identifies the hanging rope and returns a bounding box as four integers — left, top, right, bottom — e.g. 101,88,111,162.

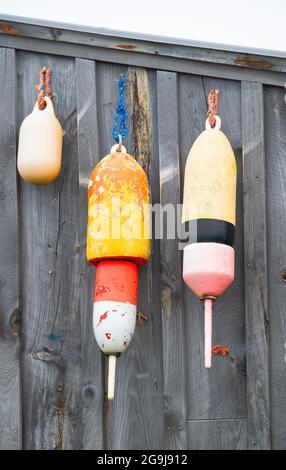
207,89,219,128
35,66,52,110
112,74,128,144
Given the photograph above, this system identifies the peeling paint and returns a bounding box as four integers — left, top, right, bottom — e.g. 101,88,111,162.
98,311,109,325
96,285,111,296
87,148,150,263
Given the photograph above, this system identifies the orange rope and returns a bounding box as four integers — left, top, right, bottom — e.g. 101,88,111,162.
207,89,219,127
35,66,52,109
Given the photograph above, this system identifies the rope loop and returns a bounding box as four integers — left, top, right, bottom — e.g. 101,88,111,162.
207,89,219,128
35,66,52,110
112,74,128,143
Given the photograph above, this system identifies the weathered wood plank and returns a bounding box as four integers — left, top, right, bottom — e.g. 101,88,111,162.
241,81,270,449
157,70,187,449
264,85,286,449
1,16,286,74
75,58,104,449
0,36,285,87
127,66,164,387
179,74,247,420
18,52,82,449
0,48,21,450
97,63,164,450
188,419,247,449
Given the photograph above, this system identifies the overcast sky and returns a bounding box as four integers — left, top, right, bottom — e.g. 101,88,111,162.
0,0,284,53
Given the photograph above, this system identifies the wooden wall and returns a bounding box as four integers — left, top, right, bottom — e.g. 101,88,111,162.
0,20,286,449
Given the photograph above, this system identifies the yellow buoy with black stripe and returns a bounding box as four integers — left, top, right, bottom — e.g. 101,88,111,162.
182,108,237,368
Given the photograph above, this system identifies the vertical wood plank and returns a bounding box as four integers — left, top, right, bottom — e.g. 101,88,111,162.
0,48,21,450
97,63,164,450
241,81,270,449
264,85,286,449
188,419,247,450
157,70,187,449
127,66,164,374
18,52,82,449
76,58,104,449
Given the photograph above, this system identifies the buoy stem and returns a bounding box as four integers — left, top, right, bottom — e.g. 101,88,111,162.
204,299,212,368
108,355,117,400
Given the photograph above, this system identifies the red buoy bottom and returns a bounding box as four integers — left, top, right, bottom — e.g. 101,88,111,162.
93,259,139,355
94,259,138,304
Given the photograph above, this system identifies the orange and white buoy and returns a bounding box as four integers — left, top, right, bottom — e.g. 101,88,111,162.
87,143,150,399
182,91,237,368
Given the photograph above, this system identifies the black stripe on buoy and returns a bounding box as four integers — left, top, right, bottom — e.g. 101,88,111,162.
188,219,235,247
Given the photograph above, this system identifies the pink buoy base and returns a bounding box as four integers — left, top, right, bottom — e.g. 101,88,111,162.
183,242,235,298
183,242,235,368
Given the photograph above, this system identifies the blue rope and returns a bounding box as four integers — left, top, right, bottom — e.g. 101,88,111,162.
112,74,128,143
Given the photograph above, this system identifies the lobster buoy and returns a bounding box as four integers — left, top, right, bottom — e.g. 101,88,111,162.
87,143,150,399
182,111,237,368
17,96,63,185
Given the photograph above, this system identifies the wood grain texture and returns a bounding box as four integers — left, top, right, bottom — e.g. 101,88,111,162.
157,70,187,449
241,81,270,449
97,63,164,450
264,85,286,449
75,58,104,449
18,52,82,449
0,35,285,88
188,419,247,449
179,74,247,420
0,48,21,450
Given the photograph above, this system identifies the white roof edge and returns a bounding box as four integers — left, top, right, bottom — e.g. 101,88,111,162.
0,12,286,59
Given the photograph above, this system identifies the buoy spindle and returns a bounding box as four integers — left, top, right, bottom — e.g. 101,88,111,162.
204,299,213,368
108,355,117,400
